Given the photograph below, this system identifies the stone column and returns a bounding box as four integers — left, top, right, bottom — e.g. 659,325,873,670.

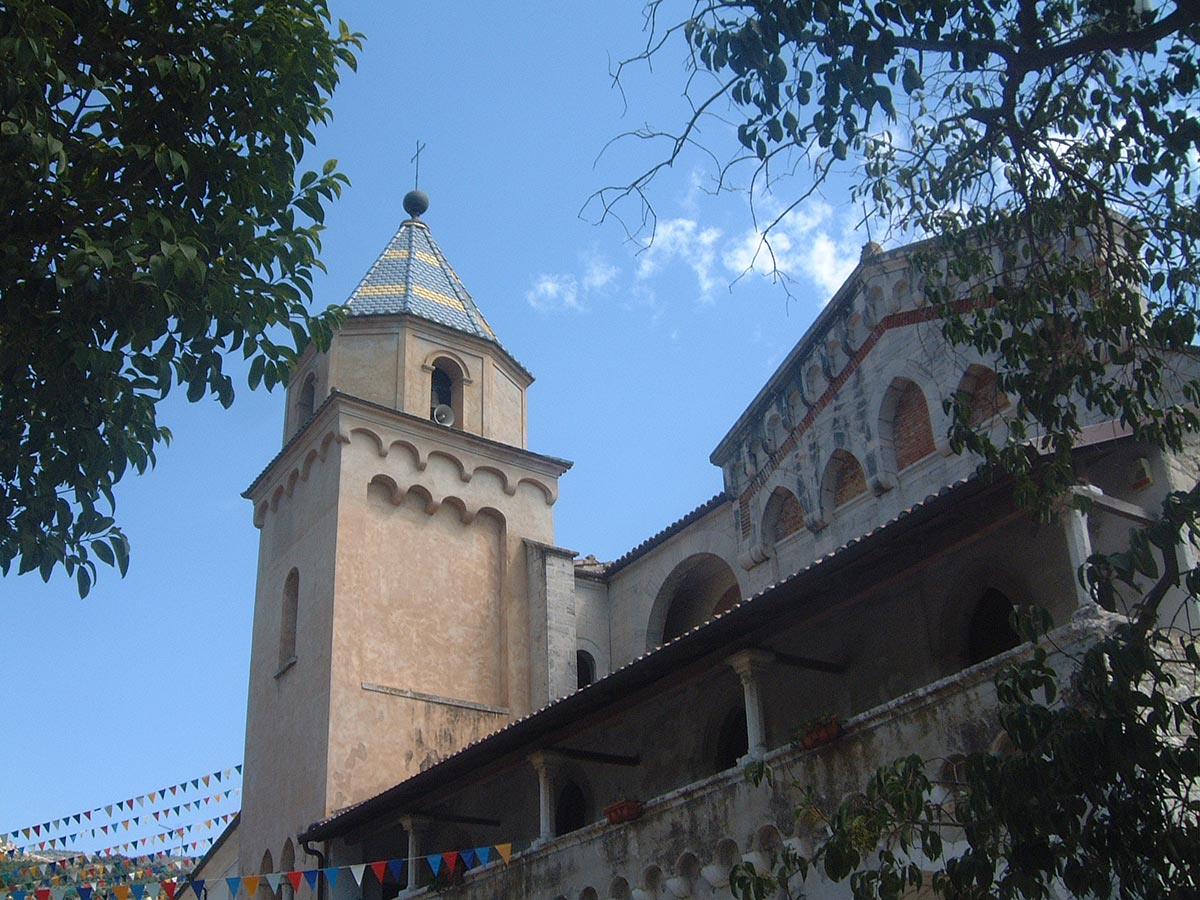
400,815,429,893
727,649,775,758
1065,486,1099,611
529,751,560,844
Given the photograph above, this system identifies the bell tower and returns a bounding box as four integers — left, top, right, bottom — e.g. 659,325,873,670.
238,192,572,873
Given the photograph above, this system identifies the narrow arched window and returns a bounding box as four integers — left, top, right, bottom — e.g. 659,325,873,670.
279,569,299,672
429,357,464,427
576,650,596,689
967,587,1020,665
555,780,589,836
714,706,748,772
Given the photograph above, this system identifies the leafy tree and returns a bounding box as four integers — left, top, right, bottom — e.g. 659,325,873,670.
0,0,362,595
603,0,1200,896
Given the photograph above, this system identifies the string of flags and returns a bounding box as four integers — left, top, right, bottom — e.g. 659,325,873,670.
8,801,239,855
1,845,517,900
4,768,242,855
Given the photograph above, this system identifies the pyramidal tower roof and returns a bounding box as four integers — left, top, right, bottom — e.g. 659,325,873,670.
344,191,499,344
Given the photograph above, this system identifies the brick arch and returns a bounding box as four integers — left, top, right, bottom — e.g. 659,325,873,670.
761,486,806,544
957,364,1010,427
820,449,868,514
879,377,936,474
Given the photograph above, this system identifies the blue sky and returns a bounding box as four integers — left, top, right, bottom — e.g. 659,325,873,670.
1,1,866,852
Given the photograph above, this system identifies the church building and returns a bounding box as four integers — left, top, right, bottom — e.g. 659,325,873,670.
195,191,1199,900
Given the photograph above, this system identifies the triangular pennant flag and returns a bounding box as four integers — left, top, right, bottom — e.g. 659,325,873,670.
13,889,27,900
77,887,94,900
188,881,205,900
426,856,441,877
113,886,130,900
160,884,177,900
264,875,282,893
131,887,145,900
321,870,337,890
225,877,240,899
459,849,476,869
202,776,211,788
284,873,302,893
441,852,458,874
385,860,403,882
51,888,67,900
240,876,259,898
368,862,386,885
301,872,318,891
36,889,51,900
347,866,365,887
235,766,242,774
494,843,512,865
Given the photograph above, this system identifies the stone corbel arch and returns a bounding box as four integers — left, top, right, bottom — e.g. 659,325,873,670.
419,347,475,384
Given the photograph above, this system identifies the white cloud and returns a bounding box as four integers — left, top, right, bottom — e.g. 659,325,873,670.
526,273,582,312
582,257,618,292
636,217,724,299
722,201,860,297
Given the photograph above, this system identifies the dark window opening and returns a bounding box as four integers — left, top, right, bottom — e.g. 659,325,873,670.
714,706,748,772
431,367,453,413
967,588,1021,665
577,650,596,689
555,780,588,836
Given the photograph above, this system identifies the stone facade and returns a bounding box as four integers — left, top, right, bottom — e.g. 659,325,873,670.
207,203,1200,900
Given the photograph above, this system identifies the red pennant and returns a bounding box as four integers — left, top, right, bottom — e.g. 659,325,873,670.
285,873,302,893
369,862,387,884
442,852,459,873
161,882,177,900
36,890,50,900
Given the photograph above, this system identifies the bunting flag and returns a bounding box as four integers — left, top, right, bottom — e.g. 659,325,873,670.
0,841,515,898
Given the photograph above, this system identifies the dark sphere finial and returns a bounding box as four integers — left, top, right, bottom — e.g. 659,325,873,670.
403,190,429,219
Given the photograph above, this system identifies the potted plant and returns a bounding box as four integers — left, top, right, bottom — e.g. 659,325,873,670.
799,714,842,750
602,799,643,823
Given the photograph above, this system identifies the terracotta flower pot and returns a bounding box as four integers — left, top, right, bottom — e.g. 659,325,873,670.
603,799,643,823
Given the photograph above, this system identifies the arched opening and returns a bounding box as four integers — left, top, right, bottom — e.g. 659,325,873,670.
259,850,274,900
714,706,748,772
576,650,596,689
967,587,1021,665
822,449,867,513
957,365,1010,427
880,378,936,471
279,569,299,671
649,553,741,647
555,780,589,836
429,356,464,427
762,486,806,544
280,840,295,900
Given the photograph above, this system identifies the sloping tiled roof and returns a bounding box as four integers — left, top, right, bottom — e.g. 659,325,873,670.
345,215,499,344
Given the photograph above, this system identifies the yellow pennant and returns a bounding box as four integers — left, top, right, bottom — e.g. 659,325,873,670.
494,843,512,865
242,876,260,897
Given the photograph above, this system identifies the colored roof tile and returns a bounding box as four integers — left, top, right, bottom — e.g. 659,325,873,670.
344,216,499,344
